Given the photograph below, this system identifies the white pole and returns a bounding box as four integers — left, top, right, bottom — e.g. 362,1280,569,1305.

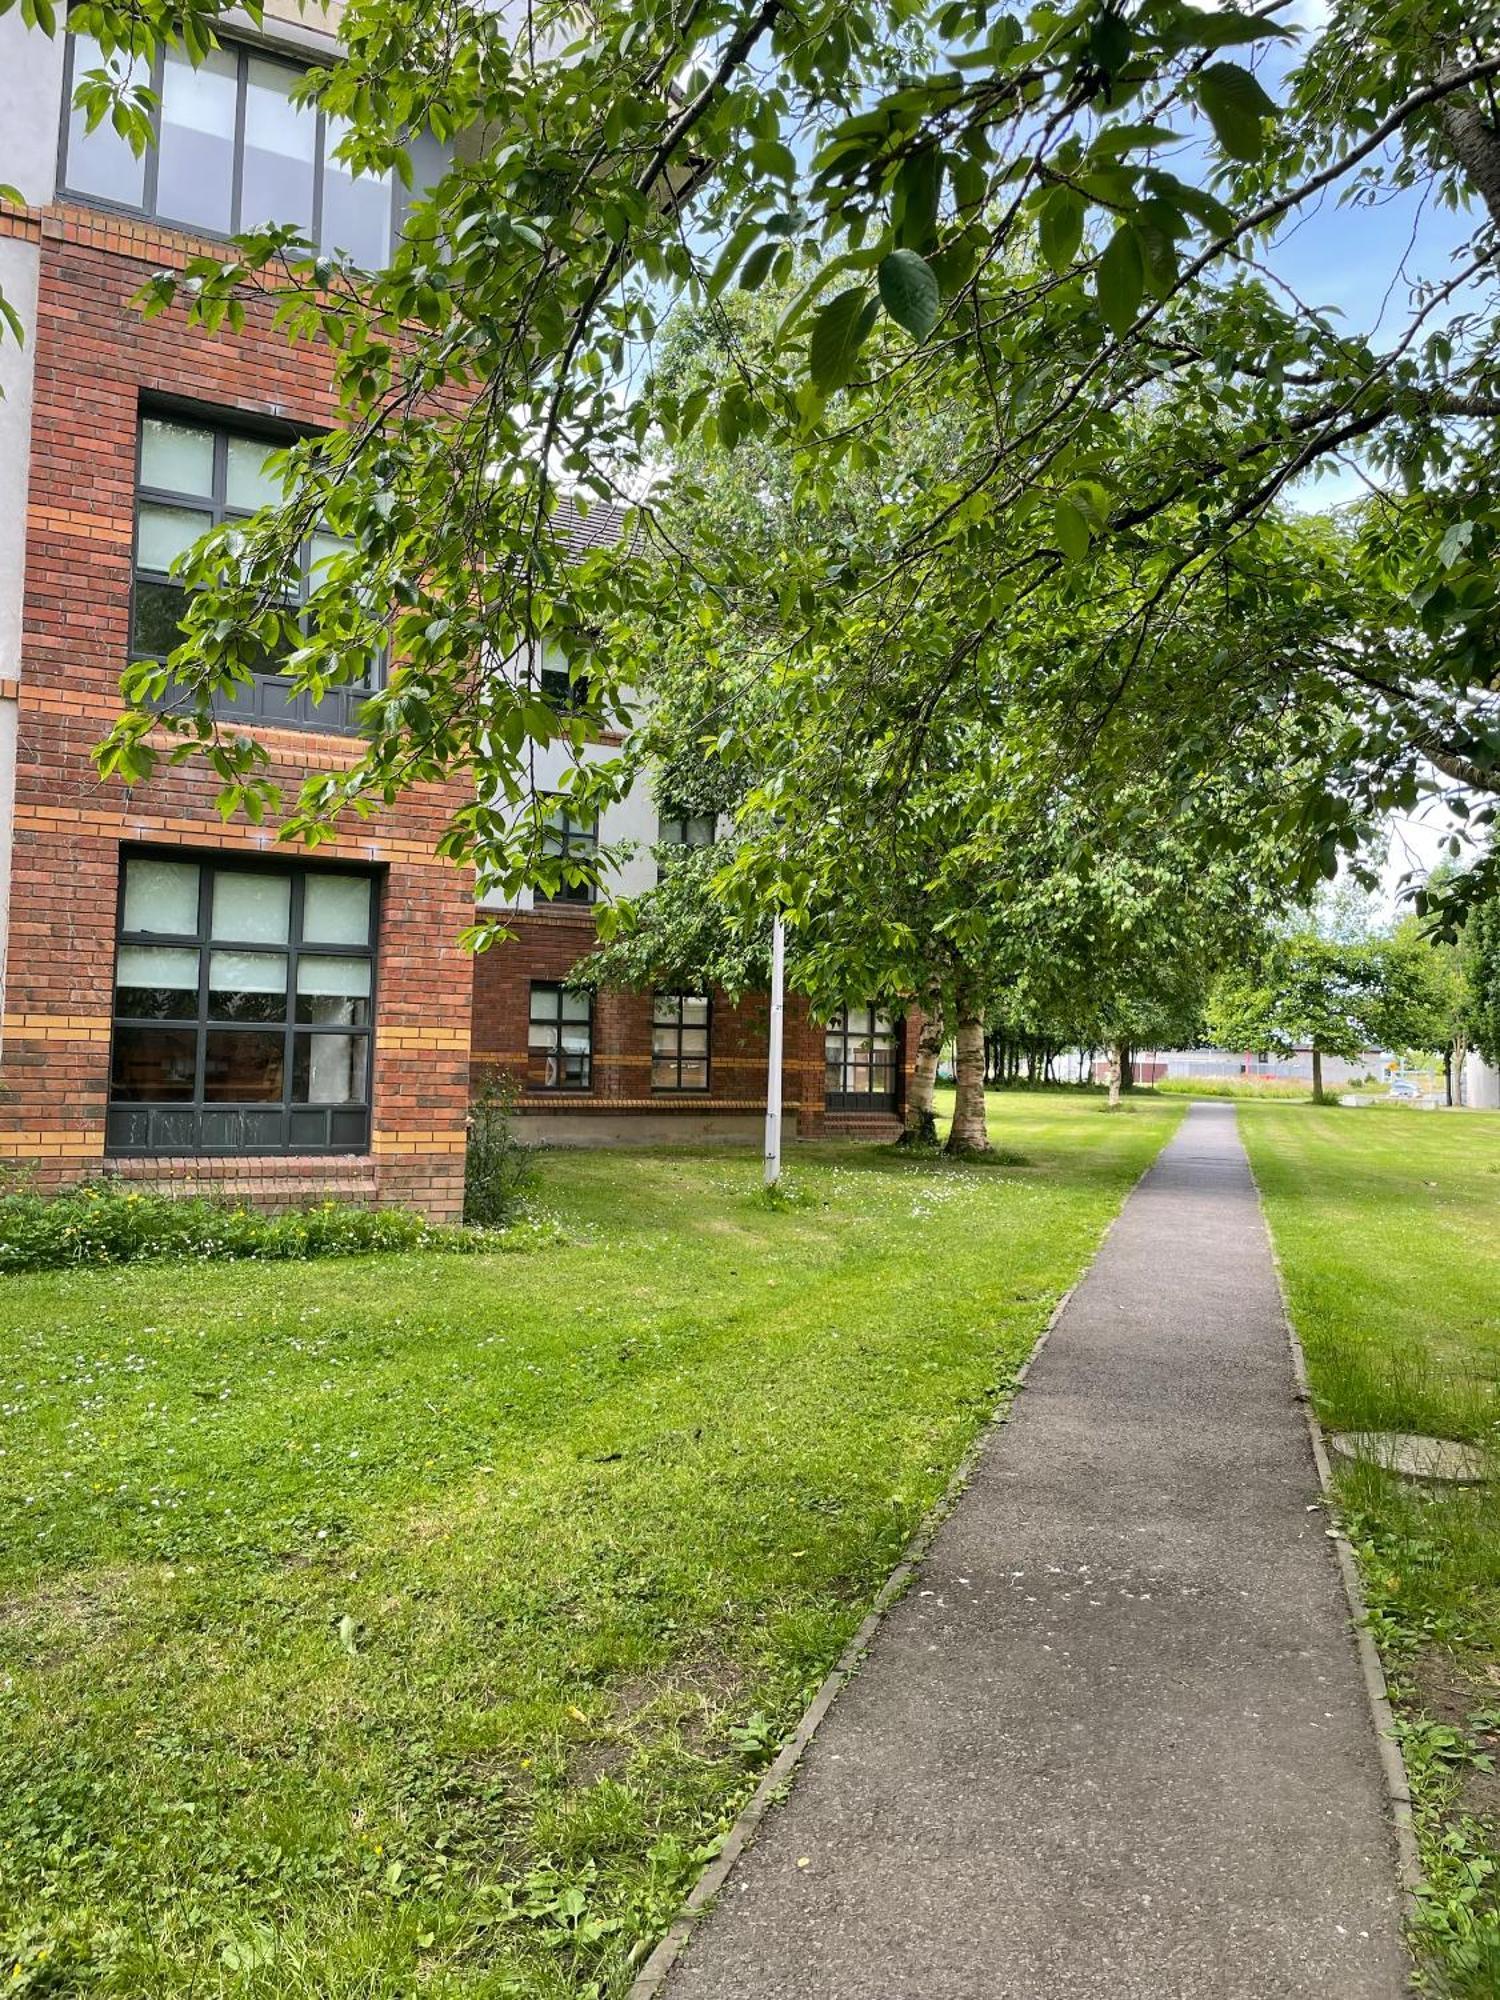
764,911,785,1186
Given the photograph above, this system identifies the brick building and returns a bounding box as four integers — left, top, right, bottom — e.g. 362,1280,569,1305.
0,8,913,1219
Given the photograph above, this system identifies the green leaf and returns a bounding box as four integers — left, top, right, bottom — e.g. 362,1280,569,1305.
1095,224,1144,337
1197,62,1278,163
1038,185,1085,271
808,285,876,392
1089,10,1131,72
738,241,780,293
1054,497,1091,563
892,146,942,252
878,250,941,340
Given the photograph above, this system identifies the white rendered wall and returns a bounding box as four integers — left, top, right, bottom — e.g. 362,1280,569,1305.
1462,1051,1500,1111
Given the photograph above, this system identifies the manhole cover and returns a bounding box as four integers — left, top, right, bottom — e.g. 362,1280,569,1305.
1328,1431,1490,1485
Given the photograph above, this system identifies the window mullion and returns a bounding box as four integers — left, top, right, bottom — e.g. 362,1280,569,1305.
142,47,164,216
286,869,304,1121
194,862,212,1123
230,50,248,233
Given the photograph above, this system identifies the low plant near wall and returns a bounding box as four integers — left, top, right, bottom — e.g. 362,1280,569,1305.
0,1181,509,1274
465,1076,537,1227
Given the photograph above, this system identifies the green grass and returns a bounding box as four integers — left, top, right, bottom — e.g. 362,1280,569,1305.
0,1094,1178,1997
1240,1101,1500,1994
1149,1074,1315,1101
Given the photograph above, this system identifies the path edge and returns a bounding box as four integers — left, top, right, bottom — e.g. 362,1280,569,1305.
1238,1110,1423,1906
627,1119,1172,2000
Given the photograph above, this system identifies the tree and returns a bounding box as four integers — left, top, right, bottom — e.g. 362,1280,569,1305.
1466,895,1500,1073
3,0,1498,911
1208,931,1451,1103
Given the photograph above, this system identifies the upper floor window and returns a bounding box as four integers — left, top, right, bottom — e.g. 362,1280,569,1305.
537,802,598,906
60,34,444,265
657,807,714,882
133,410,378,734
107,851,377,1157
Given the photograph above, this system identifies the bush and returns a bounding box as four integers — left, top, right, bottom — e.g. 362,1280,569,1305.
465,1075,536,1227
0,1181,502,1275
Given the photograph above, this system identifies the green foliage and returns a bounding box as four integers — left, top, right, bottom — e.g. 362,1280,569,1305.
0,1181,501,1273
0,0,1491,910
1468,896,1500,1068
1208,930,1452,1068
463,1075,536,1227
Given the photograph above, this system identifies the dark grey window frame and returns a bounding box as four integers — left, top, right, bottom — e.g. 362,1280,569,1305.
651,992,711,1093
106,849,380,1157
655,808,715,883
527,982,593,1091
824,1004,900,1113
132,405,381,735
537,802,599,907
57,32,425,258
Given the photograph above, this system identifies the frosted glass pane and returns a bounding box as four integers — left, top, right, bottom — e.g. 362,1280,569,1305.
560,990,591,1022
682,996,709,1024
156,45,236,234
225,435,281,512
652,996,678,1025
210,949,287,992
122,858,200,935
64,36,148,207
116,944,198,989
297,955,371,998
138,502,211,572
302,873,370,945
212,871,291,943
140,417,214,498
242,56,316,233
321,114,393,268
560,1027,591,1054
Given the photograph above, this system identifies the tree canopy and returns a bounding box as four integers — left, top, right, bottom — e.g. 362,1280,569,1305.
3,0,1498,913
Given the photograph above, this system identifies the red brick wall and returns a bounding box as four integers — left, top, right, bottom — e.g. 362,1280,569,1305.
0,206,475,1218
470,909,918,1141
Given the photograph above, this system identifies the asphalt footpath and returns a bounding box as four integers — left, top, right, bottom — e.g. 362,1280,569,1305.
661,1100,1410,1999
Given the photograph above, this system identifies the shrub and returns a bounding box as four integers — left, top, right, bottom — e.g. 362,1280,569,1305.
0,1181,505,1274
464,1075,537,1227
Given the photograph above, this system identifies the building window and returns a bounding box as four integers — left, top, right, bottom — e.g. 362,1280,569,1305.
527,984,592,1090
107,853,377,1156
825,1004,899,1111
59,34,446,263
537,655,592,711
652,994,710,1091
656,808,715,882
537,802,598,905
132,411,379,734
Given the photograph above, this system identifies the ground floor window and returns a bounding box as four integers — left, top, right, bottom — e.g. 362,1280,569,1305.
528,983,592,1089
652,993,710,1090
107,852,377,1155
825,1004,899,1111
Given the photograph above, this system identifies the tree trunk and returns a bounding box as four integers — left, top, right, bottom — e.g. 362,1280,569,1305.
900,1001,945,1147
1444,1046,1454,1108
946,1013,990,1154
1121,1044,1134,1091
1311,1046,1324,1105
1107,1038,1125,1110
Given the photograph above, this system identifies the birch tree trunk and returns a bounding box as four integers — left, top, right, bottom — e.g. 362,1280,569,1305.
1107,1038,1125,1110
946,1012,990,1153
900,1001,945,1146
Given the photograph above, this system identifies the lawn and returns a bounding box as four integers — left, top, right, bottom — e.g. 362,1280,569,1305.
1240,1101,1500,1995
0,1093,1177,1998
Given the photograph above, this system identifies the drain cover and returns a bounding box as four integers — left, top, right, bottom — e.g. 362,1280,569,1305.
1328,1431,1490,1485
